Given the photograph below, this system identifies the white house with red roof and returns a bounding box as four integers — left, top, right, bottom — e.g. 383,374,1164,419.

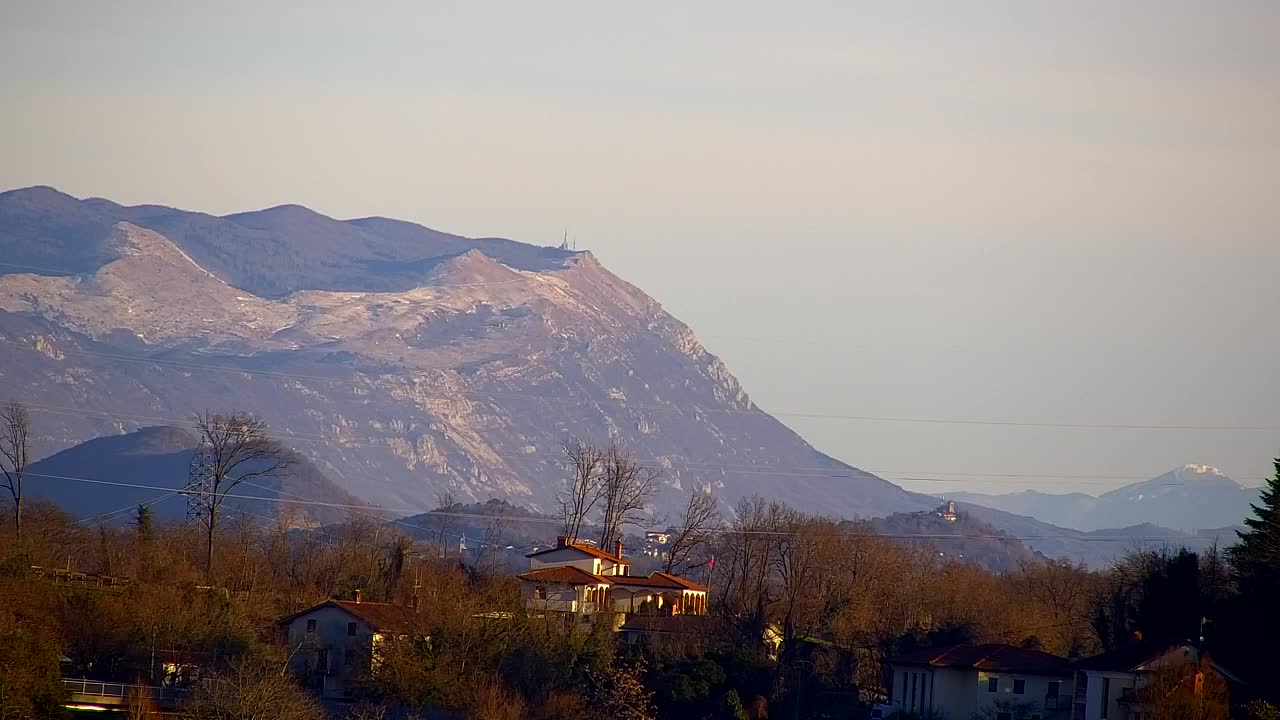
517,536,708,623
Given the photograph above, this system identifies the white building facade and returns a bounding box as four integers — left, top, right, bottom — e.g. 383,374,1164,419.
888,644,1074,720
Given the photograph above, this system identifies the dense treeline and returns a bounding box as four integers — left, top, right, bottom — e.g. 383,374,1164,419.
0,405,1277,719
0,493,1258,720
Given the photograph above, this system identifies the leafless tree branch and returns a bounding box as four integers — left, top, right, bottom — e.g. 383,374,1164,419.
0,400,30,550
663,491,720,575
189,410,293,581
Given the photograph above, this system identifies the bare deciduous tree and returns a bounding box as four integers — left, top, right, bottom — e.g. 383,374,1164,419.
187,410,293,580
468,674,526,720
0,400,30,550
774,513,843,665
716,496,786,651
433,489,457,560
182,657,325,720
663,491,720,575
479,512,508,577
125,683,159,719
1011,558,1098,656
558,441,604,543
1145,657,1230,720
597,443,660,551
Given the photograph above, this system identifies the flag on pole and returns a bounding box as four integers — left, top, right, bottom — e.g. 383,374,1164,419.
707,555,715,571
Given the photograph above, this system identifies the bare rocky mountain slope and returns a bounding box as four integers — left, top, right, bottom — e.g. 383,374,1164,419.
0,186,936,519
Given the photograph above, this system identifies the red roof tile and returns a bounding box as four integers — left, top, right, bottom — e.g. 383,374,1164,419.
331,601,425,634
650,571,708,592
277,600,424,634
517,566,611,585
526,542,623,564
517,565,709,592
607,574,685,589
1072,640,1194,672
891,644,1070,675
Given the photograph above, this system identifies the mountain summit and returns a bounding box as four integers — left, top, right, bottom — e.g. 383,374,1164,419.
952,465,1259,532
0,187,934,519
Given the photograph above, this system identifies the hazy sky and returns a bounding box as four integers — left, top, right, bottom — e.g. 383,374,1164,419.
3,1,1278,494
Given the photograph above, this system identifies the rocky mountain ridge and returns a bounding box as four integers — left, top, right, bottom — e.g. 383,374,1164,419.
0,186,934,519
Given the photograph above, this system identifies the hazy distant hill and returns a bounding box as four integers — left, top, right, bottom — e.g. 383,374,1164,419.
24,426,359,525
952,501,1235,568
0,186,935,520
396,498,559,548
861,507,1046,572
952,465,1261,532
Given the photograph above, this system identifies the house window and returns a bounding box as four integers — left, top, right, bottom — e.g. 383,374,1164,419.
305,619,316,634
344,649,355,667
910,673,918,709
347,621,357,637
997,713,1011,720
534,587,547,600
988,676,999,693
1014,679,1026,695
1047,681,1060,698
1101,678,1111,719
901,672,908,704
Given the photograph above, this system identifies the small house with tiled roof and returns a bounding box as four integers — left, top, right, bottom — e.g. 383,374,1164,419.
887,644,1074,720
517,536,708,624
526,538,632,576
1071,640,1241,720
279,594,425,699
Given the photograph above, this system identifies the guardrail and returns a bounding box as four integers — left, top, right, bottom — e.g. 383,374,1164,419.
62,679,181,704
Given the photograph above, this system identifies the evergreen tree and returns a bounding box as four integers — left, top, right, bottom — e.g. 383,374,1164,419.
1220,457,1280,695
135,504,154,545
1227,458,1280,595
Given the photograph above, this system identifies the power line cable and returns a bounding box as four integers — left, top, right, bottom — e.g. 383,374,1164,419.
13,400,1269,486
22,470,1238,543
5,340,1275,432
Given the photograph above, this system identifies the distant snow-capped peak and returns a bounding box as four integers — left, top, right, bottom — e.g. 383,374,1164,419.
1180,463,1225,476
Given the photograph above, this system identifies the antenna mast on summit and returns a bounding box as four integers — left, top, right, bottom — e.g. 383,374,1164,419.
559,229,579,251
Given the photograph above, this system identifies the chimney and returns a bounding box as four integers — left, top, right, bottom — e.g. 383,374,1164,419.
354,589,363,604
556,535,569,548
615,539,624,561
